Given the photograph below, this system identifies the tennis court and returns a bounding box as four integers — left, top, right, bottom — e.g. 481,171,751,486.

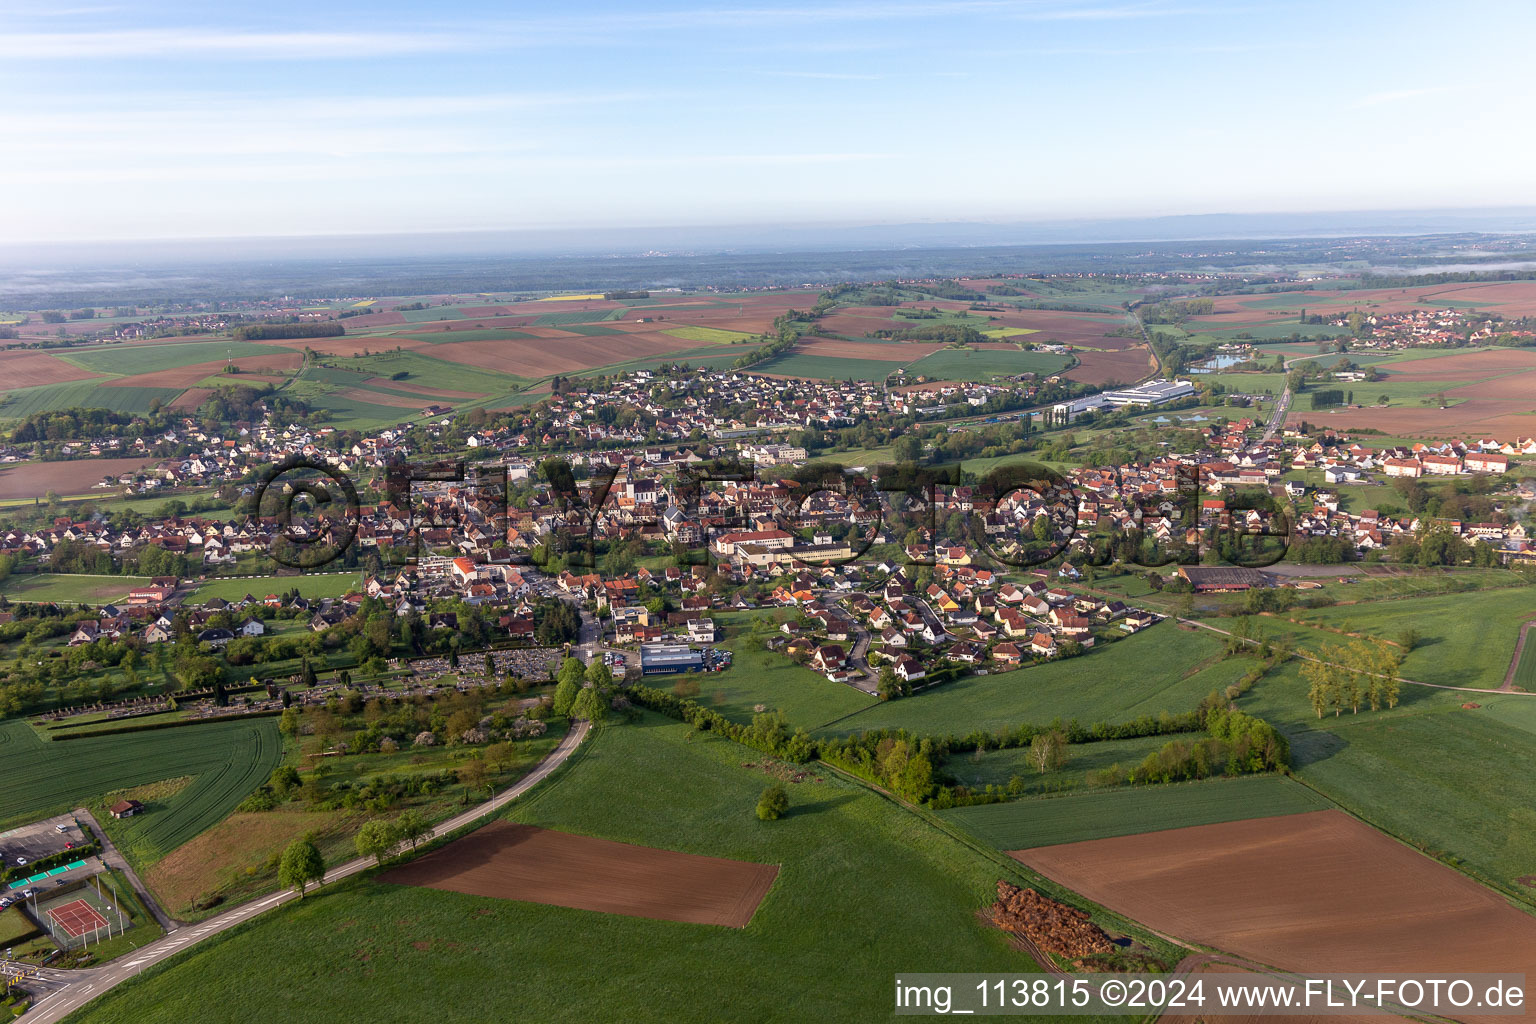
47,898,107,939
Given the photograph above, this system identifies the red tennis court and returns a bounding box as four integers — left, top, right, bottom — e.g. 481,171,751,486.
47,898,108,939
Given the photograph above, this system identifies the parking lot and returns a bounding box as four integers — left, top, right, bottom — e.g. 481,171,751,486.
0,815,86,874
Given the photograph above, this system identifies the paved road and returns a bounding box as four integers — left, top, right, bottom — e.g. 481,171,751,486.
1263,382,1292,439
18,720,591,1024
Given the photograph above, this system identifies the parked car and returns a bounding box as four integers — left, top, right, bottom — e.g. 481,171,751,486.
14,857,26,867
55,823,70,833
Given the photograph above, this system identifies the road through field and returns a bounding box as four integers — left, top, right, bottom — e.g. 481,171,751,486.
14,720,590,1024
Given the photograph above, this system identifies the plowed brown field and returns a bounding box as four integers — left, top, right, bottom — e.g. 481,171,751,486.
1068,347,1155,386
0,350,105,387
0,456,157,500
1014,809,1536,1023
380,821,778,927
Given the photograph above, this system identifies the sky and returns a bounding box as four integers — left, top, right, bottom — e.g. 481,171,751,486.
4,0,1535,242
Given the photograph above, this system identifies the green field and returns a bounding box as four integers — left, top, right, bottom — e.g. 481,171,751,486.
906,348,1072,381
702,640,875,729
0,382,185,420
752,351,902,380
941,732,1200,795
819,623,1247,738
532,308,624,327
0,718,282,858
1513,627,1536,691
58,713,1175,1024
58,341,292,377
385,328,536,343
942,775,1331,850
0,573,149,605
1248,682,1536,896
188,572,364,604
662,325,757,345
1261,586,1532,691
323,350,529,392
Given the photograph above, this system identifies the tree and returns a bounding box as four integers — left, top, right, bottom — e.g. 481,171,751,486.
572,684,608,724
278,837,326,898
1028,730,1068,773
355,820,396,865
755,784,789,821
394,809,429,850
552,676,581,717
876,664,899,700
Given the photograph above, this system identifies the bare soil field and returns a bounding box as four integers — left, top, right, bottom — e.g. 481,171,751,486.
1317,402,1536,438
1383,348,1536,381
430,333,692,376
0,350,106,387
168,387,212,411
362,377,487,399
1014,809,1536,1020
333,387,427,408
380,821,778,927
0,456,157,500
1068,347,1155,386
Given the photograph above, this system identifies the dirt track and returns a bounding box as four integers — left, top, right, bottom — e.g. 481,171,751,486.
1015,810,1536,1024
380,821,778,927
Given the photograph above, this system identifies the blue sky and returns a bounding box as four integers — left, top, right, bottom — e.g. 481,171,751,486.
4,0,1534,241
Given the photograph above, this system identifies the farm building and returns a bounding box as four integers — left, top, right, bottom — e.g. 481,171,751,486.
108,799,143,819
1176,566,1271,592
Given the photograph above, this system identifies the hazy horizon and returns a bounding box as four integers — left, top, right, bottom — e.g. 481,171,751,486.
6,0,1536,244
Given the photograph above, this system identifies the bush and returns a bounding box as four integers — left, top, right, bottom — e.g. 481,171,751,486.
755,785,788,821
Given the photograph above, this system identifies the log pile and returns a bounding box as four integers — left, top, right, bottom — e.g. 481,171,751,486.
987,881,1115,958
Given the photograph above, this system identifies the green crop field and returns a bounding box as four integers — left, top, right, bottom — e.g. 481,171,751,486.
389,329,536,343
818,623,1247,738
66,714,1162,1024
0,382,184,420
532,308,624,326
188,572,363,604
702,640,875,729
1512,628,1536,691
58,341,291,376
0,718,282,858
753,352,903,381
942,775,1331,850
557,324,624,336
662,326,757,345
906,348,1072,381
323,350,529,392
0,573,149,605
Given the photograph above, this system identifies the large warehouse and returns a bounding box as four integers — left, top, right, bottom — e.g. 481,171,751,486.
639,644,704,675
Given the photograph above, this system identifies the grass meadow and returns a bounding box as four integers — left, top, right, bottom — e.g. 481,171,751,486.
58,713,1155,1024
941,775,1330,850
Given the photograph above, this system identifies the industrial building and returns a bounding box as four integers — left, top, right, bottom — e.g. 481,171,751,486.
639,643,705,675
